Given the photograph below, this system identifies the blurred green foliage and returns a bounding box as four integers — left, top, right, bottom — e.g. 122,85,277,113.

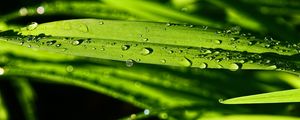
0,0,300,120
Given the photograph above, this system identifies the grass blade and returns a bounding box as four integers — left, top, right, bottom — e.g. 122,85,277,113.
221,89,300,104
12,78,37,120
200,115,300,120
0,90,9,120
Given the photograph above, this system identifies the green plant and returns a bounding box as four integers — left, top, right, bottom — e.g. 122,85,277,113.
1,0,300,120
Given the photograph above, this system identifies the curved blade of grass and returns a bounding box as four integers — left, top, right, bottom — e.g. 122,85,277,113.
18,19,300,56
221,89,300,104
102,0,223,28
0,1,138,30
11,78,37,120
2,19,299,72
200,115,300,120
0,90,9,120
2,31,300,73
208,0,300,42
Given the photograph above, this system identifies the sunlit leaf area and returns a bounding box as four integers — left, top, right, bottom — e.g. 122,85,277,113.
1,0,300,120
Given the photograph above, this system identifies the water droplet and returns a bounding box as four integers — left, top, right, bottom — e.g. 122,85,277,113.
130,114,137,119
214,40,222,44
179,57,192,67
72,39,84,46
160,59,166,63
143,38,149,42
27,45,31,48
126,59,135,67
189,24,194,28
100,47,105,51
229,63,242,71
20,41,24,46
19,7,28,16
140,48,153,55
202,26,208,30
121,45,130,51
218,99,224,103
168,50,174,54
144,109,150,115
46,40,56,46
27,22,38,30
76,22,89,32
66,65,74,72
56,44,61,47
92,47,96,50
36,6,45,14
267,65,277,70
99,21,104,25
199,62,207,69
204,50,212,54
159,112,168,119
0,67,4,75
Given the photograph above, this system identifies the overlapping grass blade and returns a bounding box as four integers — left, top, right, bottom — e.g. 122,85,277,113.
0,90,9,120
1,19,298,73
102,0,223,28
199,115,300,120
221,89,300,104
11,78,37,120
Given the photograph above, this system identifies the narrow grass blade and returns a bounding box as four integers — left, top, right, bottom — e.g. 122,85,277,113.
221,89,300,104
200,115,300,120
0,90,9,120
103,0,223,28
12,78,37,120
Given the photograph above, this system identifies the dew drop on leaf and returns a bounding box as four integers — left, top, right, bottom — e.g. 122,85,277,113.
141,48,153,55
159,112,168,119
56,44,61,47
214,40,222,44
72,39,84,46
143,38,149,42
0,67,4,75
46,40,56,46
267,65,277,70
144,109,150,115
20,42,24,46
66,65,74,72
180,57,192,67
26,22,38,30
199,62,207,69
99,21,104,25
121,45,130,51
229,63,242,71
126,59,135,67
160,59,166,63
218,99,224,103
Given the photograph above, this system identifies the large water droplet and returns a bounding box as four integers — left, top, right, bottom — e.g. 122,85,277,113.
72,39,84,46
267,65,277,70
99,21,104,25
160,59,166,64
121,45,130,51
229,63,242,71
214,40,222,44
0,67,4,75
144,109,150,115
27,22,38,30
180,57,192,67
199,62,207,69
126,59,135,67
141,48,153,55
